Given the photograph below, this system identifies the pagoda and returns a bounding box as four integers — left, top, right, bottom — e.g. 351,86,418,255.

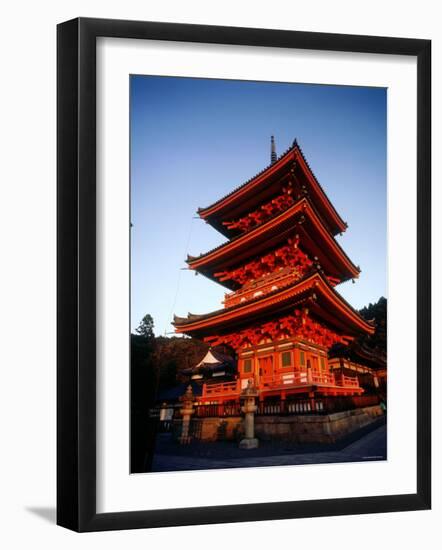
174,138,374,406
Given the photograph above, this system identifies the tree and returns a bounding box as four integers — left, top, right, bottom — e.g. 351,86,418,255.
135,314,155,340
359,296,387,353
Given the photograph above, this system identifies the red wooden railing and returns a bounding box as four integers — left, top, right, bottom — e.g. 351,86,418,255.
260,371,308,389
183,394,381,418
334,373,360,388
311,372,336,385
202,380,241,398
200,371,361,401
193,402,242,417
260,371,357,388
223,268,302,308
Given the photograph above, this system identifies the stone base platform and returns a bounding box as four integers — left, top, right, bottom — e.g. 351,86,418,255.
178,405,384,445
256,405,384,444
239,437,259,449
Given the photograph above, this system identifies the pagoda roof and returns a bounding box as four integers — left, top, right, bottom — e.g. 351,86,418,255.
188,197,360,289
197,140,347,237
173,271,374,339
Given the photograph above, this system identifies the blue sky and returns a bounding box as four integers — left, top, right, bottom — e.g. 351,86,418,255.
130,76,386,336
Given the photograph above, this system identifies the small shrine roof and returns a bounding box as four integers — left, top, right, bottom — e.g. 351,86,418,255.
181,349,236,376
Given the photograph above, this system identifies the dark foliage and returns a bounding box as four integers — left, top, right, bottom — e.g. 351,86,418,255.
153,336,209,390
130,314,209,471
359,296,387,354
130,315,157,472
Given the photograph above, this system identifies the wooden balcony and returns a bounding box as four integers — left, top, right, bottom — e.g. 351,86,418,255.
312,372,336,385
260,371,359,389
334,373,360,388
222,267,301,308
200,371,362,402
202,380,241,398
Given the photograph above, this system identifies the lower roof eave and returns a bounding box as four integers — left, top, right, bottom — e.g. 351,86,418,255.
174,272,374,339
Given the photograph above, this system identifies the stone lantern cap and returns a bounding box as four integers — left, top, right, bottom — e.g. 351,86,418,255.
240,379,259,399
180,384,194,404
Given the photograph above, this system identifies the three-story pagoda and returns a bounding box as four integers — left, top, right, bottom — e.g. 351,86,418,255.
174,138,374,406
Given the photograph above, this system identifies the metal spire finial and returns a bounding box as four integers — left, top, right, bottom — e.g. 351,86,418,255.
271,135,277,164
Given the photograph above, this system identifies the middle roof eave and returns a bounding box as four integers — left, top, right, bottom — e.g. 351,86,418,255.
188,197,360,283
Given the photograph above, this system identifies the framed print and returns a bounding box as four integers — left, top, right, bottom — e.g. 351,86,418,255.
57,17,431,532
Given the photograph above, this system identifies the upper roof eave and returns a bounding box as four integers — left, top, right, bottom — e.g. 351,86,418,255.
197,142,296,218
197,140,347,235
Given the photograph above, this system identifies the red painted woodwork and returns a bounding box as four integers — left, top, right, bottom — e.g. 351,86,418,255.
174,140,374,405
222,266,306,308
204,309,345,351
197,141,347,237
222,184,296,234
187,197,360,287
214,236,312,286
258,356,274,379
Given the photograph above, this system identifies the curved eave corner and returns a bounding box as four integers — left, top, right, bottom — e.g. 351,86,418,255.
196,142,297,219
186,197,360,282
293,143,347,235
197,140,349,239
173,272,375,337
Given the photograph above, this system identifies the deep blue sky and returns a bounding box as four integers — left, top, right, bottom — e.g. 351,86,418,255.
130,76,386,336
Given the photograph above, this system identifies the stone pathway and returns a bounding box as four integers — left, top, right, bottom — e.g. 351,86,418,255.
151,422,387,472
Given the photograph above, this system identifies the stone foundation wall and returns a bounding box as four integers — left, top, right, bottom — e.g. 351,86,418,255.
255,405,383,444
189,416,244,442
182,405,383,444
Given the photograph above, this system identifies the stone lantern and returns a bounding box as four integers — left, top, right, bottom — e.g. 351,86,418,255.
179,385,195,444
239,379,259,449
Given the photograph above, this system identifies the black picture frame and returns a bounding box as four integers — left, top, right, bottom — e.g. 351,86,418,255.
57,17,431,532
